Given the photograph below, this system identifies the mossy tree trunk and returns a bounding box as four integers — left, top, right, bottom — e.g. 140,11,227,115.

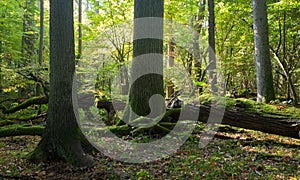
30,0,94,167
129,0,164,117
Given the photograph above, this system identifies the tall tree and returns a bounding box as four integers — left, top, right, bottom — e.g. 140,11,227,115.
252,0,275,103
38,0,44,67
36,0,44,97
129,0,164,117
21,0,36,66
77,0,82,60
30,0,94,167
193,0,206,85
166,19,175,99
208,0,217,92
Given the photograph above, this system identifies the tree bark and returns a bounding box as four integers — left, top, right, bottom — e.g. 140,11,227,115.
193,0,206,85
208,0,217,93
252,0,275,103
30,0,94,167
38,0,44,66
21,0,36,66
77,0,82,60
36,0,44,97
129,0,164,117
166,19,175,99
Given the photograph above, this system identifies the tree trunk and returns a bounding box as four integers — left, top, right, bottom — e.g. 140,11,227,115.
19,0,37,98
129,0,164,118
208,0,217,93
193,0,206,86
166,36,175,99
21,0,36,66
38,0,44,67
36,0,44,97
166,18,175,99
77,0,82,60
252,0,275,103
0,17,3,91
30,0,94,167
187,50,193,75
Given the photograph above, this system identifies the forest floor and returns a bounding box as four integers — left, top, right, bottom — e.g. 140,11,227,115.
0,126,299,179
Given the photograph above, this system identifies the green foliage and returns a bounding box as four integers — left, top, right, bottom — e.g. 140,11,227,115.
268,0,300,99
215,0,256,92
86,0,133,36
0,0,50,98
0,0,24,64
1,0,299,104
136,169,151,179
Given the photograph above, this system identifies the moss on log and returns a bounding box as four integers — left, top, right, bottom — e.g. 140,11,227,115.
1,112,47,124
0,125,44,137
2,96,48,114
168,104,300,139
0,120,14,126
92,100,300,139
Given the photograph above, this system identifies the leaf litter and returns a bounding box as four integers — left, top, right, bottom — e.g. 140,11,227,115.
0,127,299,179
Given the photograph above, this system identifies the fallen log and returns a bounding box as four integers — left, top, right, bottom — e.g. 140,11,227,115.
1,112,47,122
0,120,14,126
1,95,298,139
0,116,46,127
0,125,44,137
0,98,18,104
1,96,48,114
93,100,300,139
168,104,300,139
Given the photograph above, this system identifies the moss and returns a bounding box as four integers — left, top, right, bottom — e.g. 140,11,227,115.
3,96,47,114
0,119,14,126
234,98,300,119
198,94,300,119
0,125,44,137
199,94,215,105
